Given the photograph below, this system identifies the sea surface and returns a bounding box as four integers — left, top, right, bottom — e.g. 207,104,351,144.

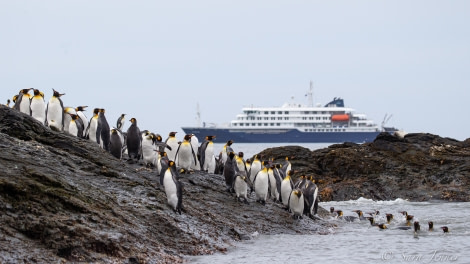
188,143,470,264
188,199,470,264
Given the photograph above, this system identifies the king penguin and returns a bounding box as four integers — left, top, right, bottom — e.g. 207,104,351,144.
189,134,201,171
249,155,262,186
268,164,281,202
198,135,216,172
252,161,270,205
280,170,295,209
223,151,237,192
86,108,100,143
63,107,77,133
67,114,84,137
165,132,179,161
233,171,249,204
29,89,46,125
75,106,88,137
97,109,110,151
116,113,126,130
14,88,33,114
109,128,123,159
175,134,197,173
302,178,319,217
126,117,142,163
221,140,234,165
141,131,157,167
162,161,183,214
46,88,65,131
288,189,305,219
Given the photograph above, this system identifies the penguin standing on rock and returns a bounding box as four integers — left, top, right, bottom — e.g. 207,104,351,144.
189,134,201,171
280,170,295,209
86,108,100,143
63,107,77,133
67,114,84,137
175,134,197,173
165,132,179,161
223,151,236,192
253,162,269,205
288,189,304,219
14,88,33,114
126,118,141,163
75,106,88,137
162,161,183,214
29,89,46,125
302,178,319,217
141,131,157,167
233,171,249,204
46,89,65,131
109,128,123,159
97,109,110,151
199,135,215,172
116,113,126,130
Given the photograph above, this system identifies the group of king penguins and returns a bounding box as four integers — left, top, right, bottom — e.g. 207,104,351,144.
5,88,320,219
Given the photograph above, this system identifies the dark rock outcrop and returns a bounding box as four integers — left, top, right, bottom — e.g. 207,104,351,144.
0,105,331,263
260,132,470,202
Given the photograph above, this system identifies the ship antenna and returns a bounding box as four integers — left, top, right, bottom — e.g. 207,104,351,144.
306,81,314,107
381,113,393,131
196,103,201,127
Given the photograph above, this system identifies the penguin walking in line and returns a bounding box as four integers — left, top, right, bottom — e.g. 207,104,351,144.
14,88,33,114
46,89,65,131
288,188,305,219
223,151,237,192
233,171,249,204
97,109,110,151
126,118,142,163
165,132,179,161
109,128,123,159
162,161,183,214
29,89,46,125
175,134,197,173
199,135,215,171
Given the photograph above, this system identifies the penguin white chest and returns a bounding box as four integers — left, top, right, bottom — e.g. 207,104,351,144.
30,97,46,124
163,170,178,210
281,179,293,207
254,171,269,201
177,142,193,170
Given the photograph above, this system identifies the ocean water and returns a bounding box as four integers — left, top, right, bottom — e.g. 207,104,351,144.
188,199,470,263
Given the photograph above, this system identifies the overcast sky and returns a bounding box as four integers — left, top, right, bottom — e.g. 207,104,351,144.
1,1,469,141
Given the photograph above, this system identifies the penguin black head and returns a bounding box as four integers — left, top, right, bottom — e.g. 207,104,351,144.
386,213,394,223
366,217,375,226
335,210,343,217
226,140,233,146
184,134,192,141
99,108,105,113
414,221,420,232
228,151,235,159
76,106,88,112
20,88,33,94
205,135,215,141
353,210,363,217
330,207,335,213
129,118,137,124
156,134,162,142
293,190,302,198
400,211,408,216
245,159,251,164
33,89,41,96
93,108,100,115
428,221,434,231
52,88,65,97
12,95,18,103
6,99,10,106
238,152,244,158
169,160,176,167
169,131,177,137
377,224,387,230
70,114,79,120
441,226,449,233
111,128,118,134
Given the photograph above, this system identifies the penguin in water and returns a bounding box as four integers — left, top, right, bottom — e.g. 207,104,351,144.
13,88,33,114
233,171,249,204
86,108,100,143
386,213,394,224
441,226,449,233
67,114,84,137
141,131,157,167
109,128,123,159
116,113,126,130
126,118,141,163
162,161,183,214
199,135,215,171
29,89,46,125
252,161,270,205
428,221,434,231
75,106,88,137
223,151,237,192
280,170,295,209
175,134,197,173
414,221,420,236
189,134,201,171
288,189,304,219
97,109,110,151
165,132,179,161
46,88,65,131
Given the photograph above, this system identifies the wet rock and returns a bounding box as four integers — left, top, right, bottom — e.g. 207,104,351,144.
0,106,331,263
258,132,470,202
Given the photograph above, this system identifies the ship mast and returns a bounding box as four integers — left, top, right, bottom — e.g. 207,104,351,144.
307,81,314,107
196,103,201,127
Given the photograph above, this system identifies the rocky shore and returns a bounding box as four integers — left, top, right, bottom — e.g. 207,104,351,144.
1,105,469,263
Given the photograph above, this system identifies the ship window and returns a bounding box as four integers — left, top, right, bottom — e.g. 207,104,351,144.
271,117,275,120
264,123,268,126
285,111,289,114
277,123,280,126
252,123,255,126
278,111,282,114
305,129,308,132
264,117,269,120
284,117,289,120
239,123,243,126
257,117,261,120
270,123,274,126
264,111,269,114
271,111,275,114
258,123,262,126
313,111,317,114
278,117,282,120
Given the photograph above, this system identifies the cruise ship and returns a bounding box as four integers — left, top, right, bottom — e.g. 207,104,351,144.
182,87,397,143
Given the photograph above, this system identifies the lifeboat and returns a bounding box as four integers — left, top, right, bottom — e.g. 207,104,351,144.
331,114,349,122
